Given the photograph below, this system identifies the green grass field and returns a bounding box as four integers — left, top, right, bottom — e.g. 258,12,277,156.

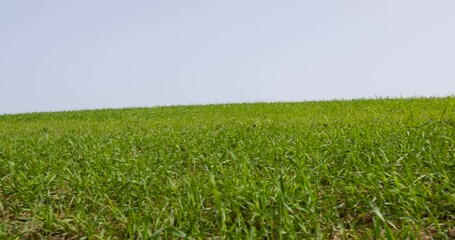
1,97,454,239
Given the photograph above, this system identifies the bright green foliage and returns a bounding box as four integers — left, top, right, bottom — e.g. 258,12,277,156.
1,97,454,239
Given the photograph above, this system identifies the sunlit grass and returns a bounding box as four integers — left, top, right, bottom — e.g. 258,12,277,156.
1,97,454,239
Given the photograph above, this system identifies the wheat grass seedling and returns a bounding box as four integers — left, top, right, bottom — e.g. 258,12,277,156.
1,97,454,239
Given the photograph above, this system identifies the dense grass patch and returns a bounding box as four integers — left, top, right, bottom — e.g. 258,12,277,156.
1,97,454,239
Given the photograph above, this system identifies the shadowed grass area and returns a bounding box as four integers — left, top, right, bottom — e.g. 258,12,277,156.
1,97,454,239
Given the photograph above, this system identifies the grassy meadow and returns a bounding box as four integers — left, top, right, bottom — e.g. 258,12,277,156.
1,97,454,239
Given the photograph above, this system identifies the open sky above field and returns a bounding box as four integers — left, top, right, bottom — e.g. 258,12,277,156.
1,1,455,114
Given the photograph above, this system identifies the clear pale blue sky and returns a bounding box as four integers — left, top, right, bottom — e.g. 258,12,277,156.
1,1,455,114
